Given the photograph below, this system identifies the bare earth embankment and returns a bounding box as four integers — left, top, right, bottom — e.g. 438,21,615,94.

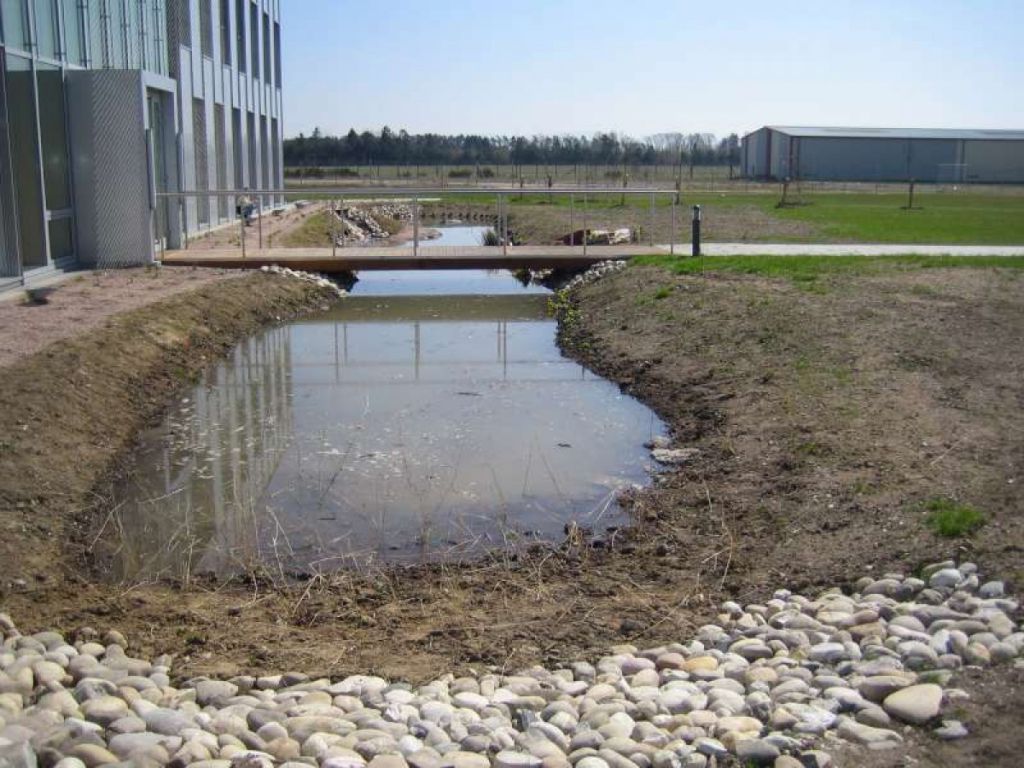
0,270,338,582
0,260,1022,766
555,263,1024,766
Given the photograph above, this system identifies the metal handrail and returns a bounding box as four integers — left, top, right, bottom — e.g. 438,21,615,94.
155,186,682,197
161,187,684,258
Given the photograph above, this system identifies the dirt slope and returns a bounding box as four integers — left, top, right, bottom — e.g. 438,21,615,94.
0,272,337,582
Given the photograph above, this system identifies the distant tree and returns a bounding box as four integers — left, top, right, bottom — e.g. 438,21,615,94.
282,128,742,170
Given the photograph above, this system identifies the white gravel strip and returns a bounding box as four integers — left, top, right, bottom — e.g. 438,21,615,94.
260,265,348,296
1,560,1020,767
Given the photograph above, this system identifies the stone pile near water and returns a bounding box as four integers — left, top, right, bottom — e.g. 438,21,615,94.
340,208,389,240
370,204,414,223
1,562,1020,767
561,261,628,293
260,265,347,297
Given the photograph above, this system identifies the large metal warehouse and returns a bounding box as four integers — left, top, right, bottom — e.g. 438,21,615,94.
741,126,1024,183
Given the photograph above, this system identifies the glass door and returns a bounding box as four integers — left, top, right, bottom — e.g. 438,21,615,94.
148,90,169,248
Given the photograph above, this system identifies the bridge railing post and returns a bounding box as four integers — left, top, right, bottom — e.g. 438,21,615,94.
500,194,507,256
649,192,655,247
582,193,588,257
413,196,419,257
569,193,575,253
670,194,676,256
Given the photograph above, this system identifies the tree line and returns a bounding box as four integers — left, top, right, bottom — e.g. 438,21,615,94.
283,128,741,169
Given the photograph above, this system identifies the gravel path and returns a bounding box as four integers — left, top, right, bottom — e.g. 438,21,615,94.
1,561,1019,768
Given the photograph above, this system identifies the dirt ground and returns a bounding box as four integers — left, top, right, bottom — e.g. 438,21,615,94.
1,263,1022,766
0,267,241,368
184,202,326,250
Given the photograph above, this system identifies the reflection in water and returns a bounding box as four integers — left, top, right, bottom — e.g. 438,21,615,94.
106,275,664,579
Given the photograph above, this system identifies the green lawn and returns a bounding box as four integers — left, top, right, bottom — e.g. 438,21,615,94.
763,193,1024,244
283,188,1024,245
439,191,1024,244
633,253,1024,279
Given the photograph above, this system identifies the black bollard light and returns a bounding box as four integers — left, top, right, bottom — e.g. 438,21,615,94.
692,204,702,257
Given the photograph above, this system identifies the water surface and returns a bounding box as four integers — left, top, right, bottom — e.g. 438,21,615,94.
106,267,663,579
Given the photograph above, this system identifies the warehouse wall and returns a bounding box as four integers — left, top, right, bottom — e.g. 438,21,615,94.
746,130,1024,183
964,141,1024,183
795,138,950,182
742,128,773,178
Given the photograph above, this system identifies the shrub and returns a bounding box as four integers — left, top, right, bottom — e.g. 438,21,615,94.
924,498,985,537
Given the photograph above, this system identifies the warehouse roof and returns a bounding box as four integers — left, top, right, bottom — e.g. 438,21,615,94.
763,126,1024,141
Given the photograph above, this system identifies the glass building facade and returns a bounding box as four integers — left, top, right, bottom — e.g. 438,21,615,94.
0,0,284,284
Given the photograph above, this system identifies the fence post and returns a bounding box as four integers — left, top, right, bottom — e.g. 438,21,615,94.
240,202,246,258
692,204,702,258
257,194,263,250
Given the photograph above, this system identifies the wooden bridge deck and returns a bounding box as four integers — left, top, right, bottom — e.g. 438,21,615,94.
160,245,663,272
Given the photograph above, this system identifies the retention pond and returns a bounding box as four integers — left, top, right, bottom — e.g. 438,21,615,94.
105,246,665,579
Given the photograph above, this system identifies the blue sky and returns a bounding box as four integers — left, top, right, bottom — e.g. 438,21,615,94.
281,0,1023,140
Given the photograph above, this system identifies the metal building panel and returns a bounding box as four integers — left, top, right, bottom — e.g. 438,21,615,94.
963,140,1024,183
770,125,1024,141
65,70,153,267
769,130,788,178
743,128,765,177
907,140,959,181
796,138,910,181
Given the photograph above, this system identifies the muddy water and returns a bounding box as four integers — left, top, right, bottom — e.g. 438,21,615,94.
106,263,664,580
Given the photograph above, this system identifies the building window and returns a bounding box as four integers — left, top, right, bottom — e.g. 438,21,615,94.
219,0,230,65
125,0,140,67
259,114,268,190
246,110,256,187
60,0,85,65
232,107,243,187
5,53,46,268
32,0,58,58
273,20,280,87
193,99,209,225
36,61,71,212
107,0,126,68
151,0,168,75
248,0,257,79
1,0,31,50
234,0,244,72
88,0,108,67
214,103,227,219
271,116,280,193
48,217,73,261
199,0,212,58
261,10,268,81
